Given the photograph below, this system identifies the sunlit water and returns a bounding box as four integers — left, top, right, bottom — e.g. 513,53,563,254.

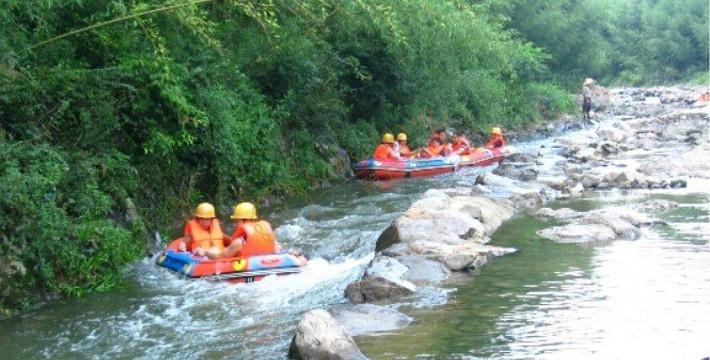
356,190,710,359
2,117,709,359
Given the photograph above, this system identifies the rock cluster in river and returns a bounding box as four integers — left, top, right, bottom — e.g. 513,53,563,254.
288,86,709,359
535,207,659,243
345,184,545,304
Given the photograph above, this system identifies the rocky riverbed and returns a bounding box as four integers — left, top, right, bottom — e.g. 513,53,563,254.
289,85,709,359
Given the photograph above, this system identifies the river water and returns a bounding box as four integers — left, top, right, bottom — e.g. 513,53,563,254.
2,120,709,359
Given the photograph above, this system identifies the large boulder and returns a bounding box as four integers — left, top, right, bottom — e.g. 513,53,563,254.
289,309,368,360
330,304,412,337
375,194,515,251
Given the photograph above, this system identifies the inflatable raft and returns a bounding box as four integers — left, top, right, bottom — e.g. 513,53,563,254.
353,157,459,180
459,146,513,167
157,239,305,283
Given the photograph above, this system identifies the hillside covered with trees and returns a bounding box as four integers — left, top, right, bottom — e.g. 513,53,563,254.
0,0,707,314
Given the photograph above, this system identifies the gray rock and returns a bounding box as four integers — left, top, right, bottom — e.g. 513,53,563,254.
289,309,368,360
506,152,538,163
364,256,416,291
581,213,639,239
330,304,412,337
535,207,584,221
345,276,413,304
597,141,620,155
670,179,687,188
397,256,451,284
634,199,679,214
537,224,617,243
493,163,539,181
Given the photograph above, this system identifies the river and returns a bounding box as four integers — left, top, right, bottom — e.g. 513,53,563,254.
1,90,709,359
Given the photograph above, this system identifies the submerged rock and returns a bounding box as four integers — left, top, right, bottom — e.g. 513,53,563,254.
289,309,368,360
330,304,412,337
537,206,658,243
535,207,584,221
537,223,617,243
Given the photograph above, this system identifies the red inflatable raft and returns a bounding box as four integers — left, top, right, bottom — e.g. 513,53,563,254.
459,146,512,167
157,239,306,284
353,157,460,180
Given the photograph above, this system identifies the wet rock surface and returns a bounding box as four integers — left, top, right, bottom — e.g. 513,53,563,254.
330,304,412,336
345,276,414,304
289,309,368,360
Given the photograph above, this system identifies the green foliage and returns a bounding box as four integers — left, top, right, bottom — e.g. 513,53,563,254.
1,0,705,313
0,142,142,312
492,0,709,87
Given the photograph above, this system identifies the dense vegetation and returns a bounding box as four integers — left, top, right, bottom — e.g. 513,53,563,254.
0,0,707,315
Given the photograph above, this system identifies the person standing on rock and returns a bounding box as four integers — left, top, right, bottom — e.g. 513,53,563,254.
582,78,594,120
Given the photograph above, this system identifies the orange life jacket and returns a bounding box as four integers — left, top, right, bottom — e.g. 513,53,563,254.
373,144,395,161
186,219,224,251
238,221,277,257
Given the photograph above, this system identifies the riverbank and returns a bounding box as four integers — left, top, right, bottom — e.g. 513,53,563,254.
289,85,709,359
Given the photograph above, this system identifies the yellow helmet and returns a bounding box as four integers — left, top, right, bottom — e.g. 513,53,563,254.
396,133,407,141
490,127,502,135
583,78,594,86
382,133,395,143
195,202,216,219
231,202,257,220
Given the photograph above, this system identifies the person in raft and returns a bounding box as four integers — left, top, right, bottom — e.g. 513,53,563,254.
222,202,278,258
417,137,446,158
484,127,506,149
396,133,415,158
225,202,307,263
451,131,471,155
178,202,231,258
372,133,402,161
